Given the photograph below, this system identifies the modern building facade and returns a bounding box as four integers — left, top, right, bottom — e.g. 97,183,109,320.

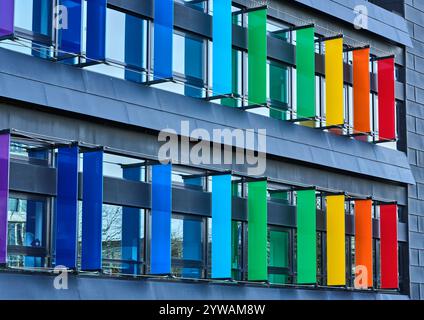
0,0,422,300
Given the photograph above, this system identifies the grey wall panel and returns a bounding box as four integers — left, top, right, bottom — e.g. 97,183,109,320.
0,272,409,300
291,0,412,47
0,103,408,205
405,0,424,300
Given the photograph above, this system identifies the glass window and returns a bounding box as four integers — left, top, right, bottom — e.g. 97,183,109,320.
84,7,148,83
268,60,290,120
0,0,53,57
7,194,48,268
231,220,244,280
171,214,204,278
77,203,145,275
317,231,326,285
220,49,243,108
268,227,291,284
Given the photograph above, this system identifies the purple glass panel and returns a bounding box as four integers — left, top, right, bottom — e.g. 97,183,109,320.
0,133,10,264
0,0,14,38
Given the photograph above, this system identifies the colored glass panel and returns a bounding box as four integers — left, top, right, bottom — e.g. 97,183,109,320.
81,150,104,271
378,58,396,141
380,204,398,289
150,164,172,274
86,0,106,61
355,200,373,287
247,180,267,281
212,174,232,279
154,0,173,80
353,48,371,134
297,189,317,284
0,133,10,264
296,27,316,121
0,0,14,38
326,194,346,286
248,9,267,106
213,0,232,96
58,0,82,55
325,38,344,127
55,146,79,269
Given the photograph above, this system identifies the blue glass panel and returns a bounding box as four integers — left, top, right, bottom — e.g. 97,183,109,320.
154,0,173,80
212,174,232,279
81,150,103,271
58,0,82,55
213,0,232,96
86,0,106,61
55,146,79,269
124,14,145,83
122,166,142,275
150,164,172,275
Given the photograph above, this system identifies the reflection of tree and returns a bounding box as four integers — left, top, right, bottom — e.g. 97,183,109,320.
171,220,183,259
102,205,122,260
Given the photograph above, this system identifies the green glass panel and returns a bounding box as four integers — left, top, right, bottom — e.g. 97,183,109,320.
248,9,267,106
247,180,268,281
269,230,289,284
296,189,317,284
296,27,316,120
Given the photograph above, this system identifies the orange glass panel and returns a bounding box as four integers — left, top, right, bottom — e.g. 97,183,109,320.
353,48,371,134
355,200,373,288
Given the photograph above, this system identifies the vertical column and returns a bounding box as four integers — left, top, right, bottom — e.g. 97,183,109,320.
81,150,104,271
325,37,344,127
212,0,232,96
296,27,316,124
326,194,346,286
57,0,82,56
212,174,232,279
355,199,373,288
247,180,268,281
296,189,317,284
122,165,142,275
153,0,174,80
380,204,398,289
55,146,79,269
377,57,396,141
0,0,14,38
353,48,371,134
0,133,10,265
86,0,107,61
150,164,172,275
248,8,267,106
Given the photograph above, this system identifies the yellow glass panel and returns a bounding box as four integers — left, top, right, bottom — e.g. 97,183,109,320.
325,38,344,127
326,194,346,286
